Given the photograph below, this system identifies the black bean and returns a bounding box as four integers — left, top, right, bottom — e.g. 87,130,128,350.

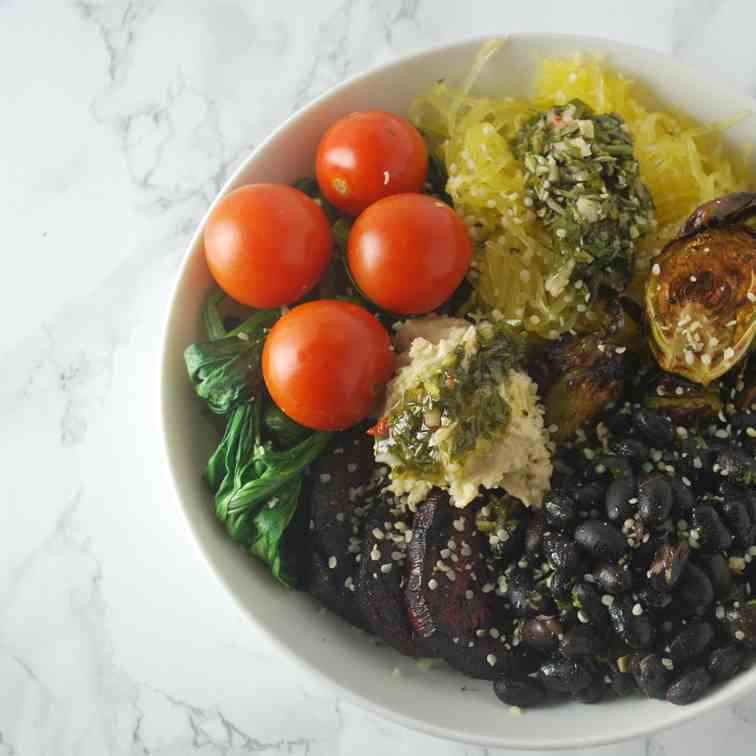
691,504,733,552
605,477,637,523
721,499,754,549
595,454,635,480
543,491,577,531
632,653,671,700
605,410,633,437
669,621,714,663
666,668,711,705
525,511,545,556
538,659,593,694
574,482,607,508
631,533,668,575
612,437,649,462
727,579,751,608
675,563,715,615
575,520,627,561
575,678,606,704
669,476,696,518
732,410,756,437
634,407,676,446
592,561,633,594
559,625,607,658
508,569,555,618
695,553,733,600
648,542,689,592
637,475,674,526
542,531,581,575
510,645,542,678
637,585,673,610
726,601,756,647
572,581,608,626
549,570,575,603
707,644,744,683
716,446,756,488
608,596,656,649
678,438,715,485
607,658,637,696
493,676,546,708
521,616,562,654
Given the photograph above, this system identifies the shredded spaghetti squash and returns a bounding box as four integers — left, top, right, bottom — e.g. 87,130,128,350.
410,41,750,338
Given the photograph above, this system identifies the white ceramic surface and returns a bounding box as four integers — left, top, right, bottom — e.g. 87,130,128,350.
160,34,756,750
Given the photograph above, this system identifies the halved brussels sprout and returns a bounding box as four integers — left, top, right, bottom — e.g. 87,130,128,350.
682,192,756,237
544,300,642,440
646,198,756,385
645,374,723,427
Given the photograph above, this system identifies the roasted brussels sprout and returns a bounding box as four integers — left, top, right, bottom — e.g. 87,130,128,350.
543,302,641,440
646,193,756,385
682,192,756,237
644,374,723,426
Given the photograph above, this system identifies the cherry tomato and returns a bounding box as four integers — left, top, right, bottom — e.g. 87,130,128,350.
204,183,332,308
316,110,428,216
347,193,472,315
262,300,394,431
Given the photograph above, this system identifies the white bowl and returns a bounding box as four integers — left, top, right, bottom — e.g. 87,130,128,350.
160,33,756,750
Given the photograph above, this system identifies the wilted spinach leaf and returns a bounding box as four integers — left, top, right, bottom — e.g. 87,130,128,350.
184,309,279,415
208,401,331,586
263,402,310,447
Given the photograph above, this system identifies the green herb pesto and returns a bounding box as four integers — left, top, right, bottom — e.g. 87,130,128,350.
378,322,525,479
513,98,654,294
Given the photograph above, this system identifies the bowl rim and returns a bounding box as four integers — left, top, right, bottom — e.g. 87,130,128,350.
159,31,756,749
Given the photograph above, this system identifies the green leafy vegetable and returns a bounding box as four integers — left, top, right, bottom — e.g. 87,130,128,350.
207,400,331,586
203,286,228,341
263,403,311,446
184,309,279,415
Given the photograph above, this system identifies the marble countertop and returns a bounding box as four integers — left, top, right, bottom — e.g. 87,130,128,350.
2,1,756,754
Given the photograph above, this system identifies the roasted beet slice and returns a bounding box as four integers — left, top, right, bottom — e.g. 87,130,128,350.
405,492,513,679
304,428,382,629
357,495,435,656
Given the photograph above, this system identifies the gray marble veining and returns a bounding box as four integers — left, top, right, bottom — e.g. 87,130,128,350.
2,1,756,753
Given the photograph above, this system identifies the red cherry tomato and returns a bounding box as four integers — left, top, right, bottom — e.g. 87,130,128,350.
262,300,394,431
347,193,472,315
204,183,332,308
316,110,428,216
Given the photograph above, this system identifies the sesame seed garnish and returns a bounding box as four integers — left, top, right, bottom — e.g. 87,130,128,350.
465,590,474,600
735,630,746,641
380,563,392,574
370,545,381,561
632,603,643,616
652,263,661,275
428,578,438,590
319,473,331,483
601,595,615,607
661,658,674,671
748,292,756,303
328,556,338,569
486,654,498,667
453,517,466,532
490,628,500,639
